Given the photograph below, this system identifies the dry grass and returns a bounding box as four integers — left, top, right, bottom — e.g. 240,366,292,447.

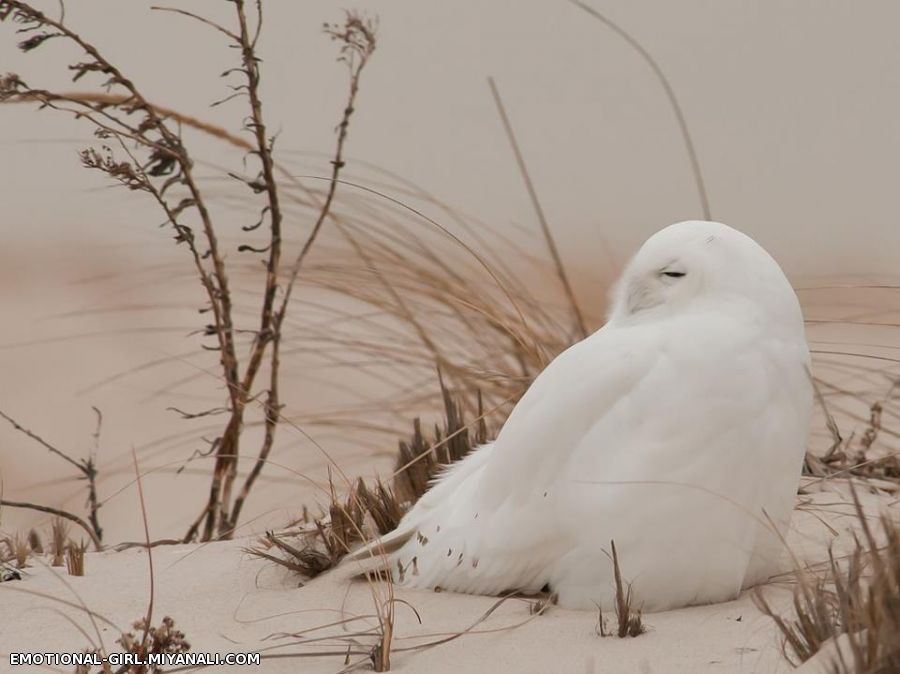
596,540,645,639
756,490,900,672
66,539,88,577
27,528,43,554
393,382,489,504
1,533,30,568
50,517,68,567
248,381,485,579
805,392,900,484
249,476,403,580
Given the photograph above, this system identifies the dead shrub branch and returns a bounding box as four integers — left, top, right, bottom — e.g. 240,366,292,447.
0,1,377,542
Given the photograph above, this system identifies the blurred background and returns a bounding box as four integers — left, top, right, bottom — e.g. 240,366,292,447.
1,0,898,542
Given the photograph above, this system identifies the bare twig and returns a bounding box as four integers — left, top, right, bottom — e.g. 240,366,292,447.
0,500,101,550
0,408,104,544
225,11,378,534
86,406,103,543
206,0,290,540
0,409,82,472
131,448,156,664
2,91,254,151
150,5,240,42
1,6,245,535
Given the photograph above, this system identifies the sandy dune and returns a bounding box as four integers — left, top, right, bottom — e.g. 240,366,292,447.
1,479,891,673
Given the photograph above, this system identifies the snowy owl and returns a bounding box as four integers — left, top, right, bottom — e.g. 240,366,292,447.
345,220,812,612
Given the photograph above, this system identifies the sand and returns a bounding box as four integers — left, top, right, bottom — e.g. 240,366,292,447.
1,479,891,673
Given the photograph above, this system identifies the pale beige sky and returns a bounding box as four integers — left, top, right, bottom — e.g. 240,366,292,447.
1,0,899,279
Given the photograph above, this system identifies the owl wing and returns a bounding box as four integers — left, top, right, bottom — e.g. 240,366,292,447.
343,322,664,592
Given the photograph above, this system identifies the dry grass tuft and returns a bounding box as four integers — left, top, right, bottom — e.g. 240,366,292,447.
66,539,88,577
27,528,43,554
248,475,403,579
1,533,30,568
50,517,68,567
249,384,485,579
597,540,645,638
805,395,900,484
249,530,333,578
756,491,900,672
393,383,488,505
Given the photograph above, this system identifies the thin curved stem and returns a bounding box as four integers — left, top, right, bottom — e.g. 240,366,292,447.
569,0,711,221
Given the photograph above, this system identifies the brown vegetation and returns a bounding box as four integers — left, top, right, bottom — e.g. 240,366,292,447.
248,381,486,578
756,490,900,673
595,540,646,639
0,0,377,544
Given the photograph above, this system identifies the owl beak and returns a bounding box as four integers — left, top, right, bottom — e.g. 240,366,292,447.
626,279,662,315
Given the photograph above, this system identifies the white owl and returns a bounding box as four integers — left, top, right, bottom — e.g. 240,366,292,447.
346,220,812,611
